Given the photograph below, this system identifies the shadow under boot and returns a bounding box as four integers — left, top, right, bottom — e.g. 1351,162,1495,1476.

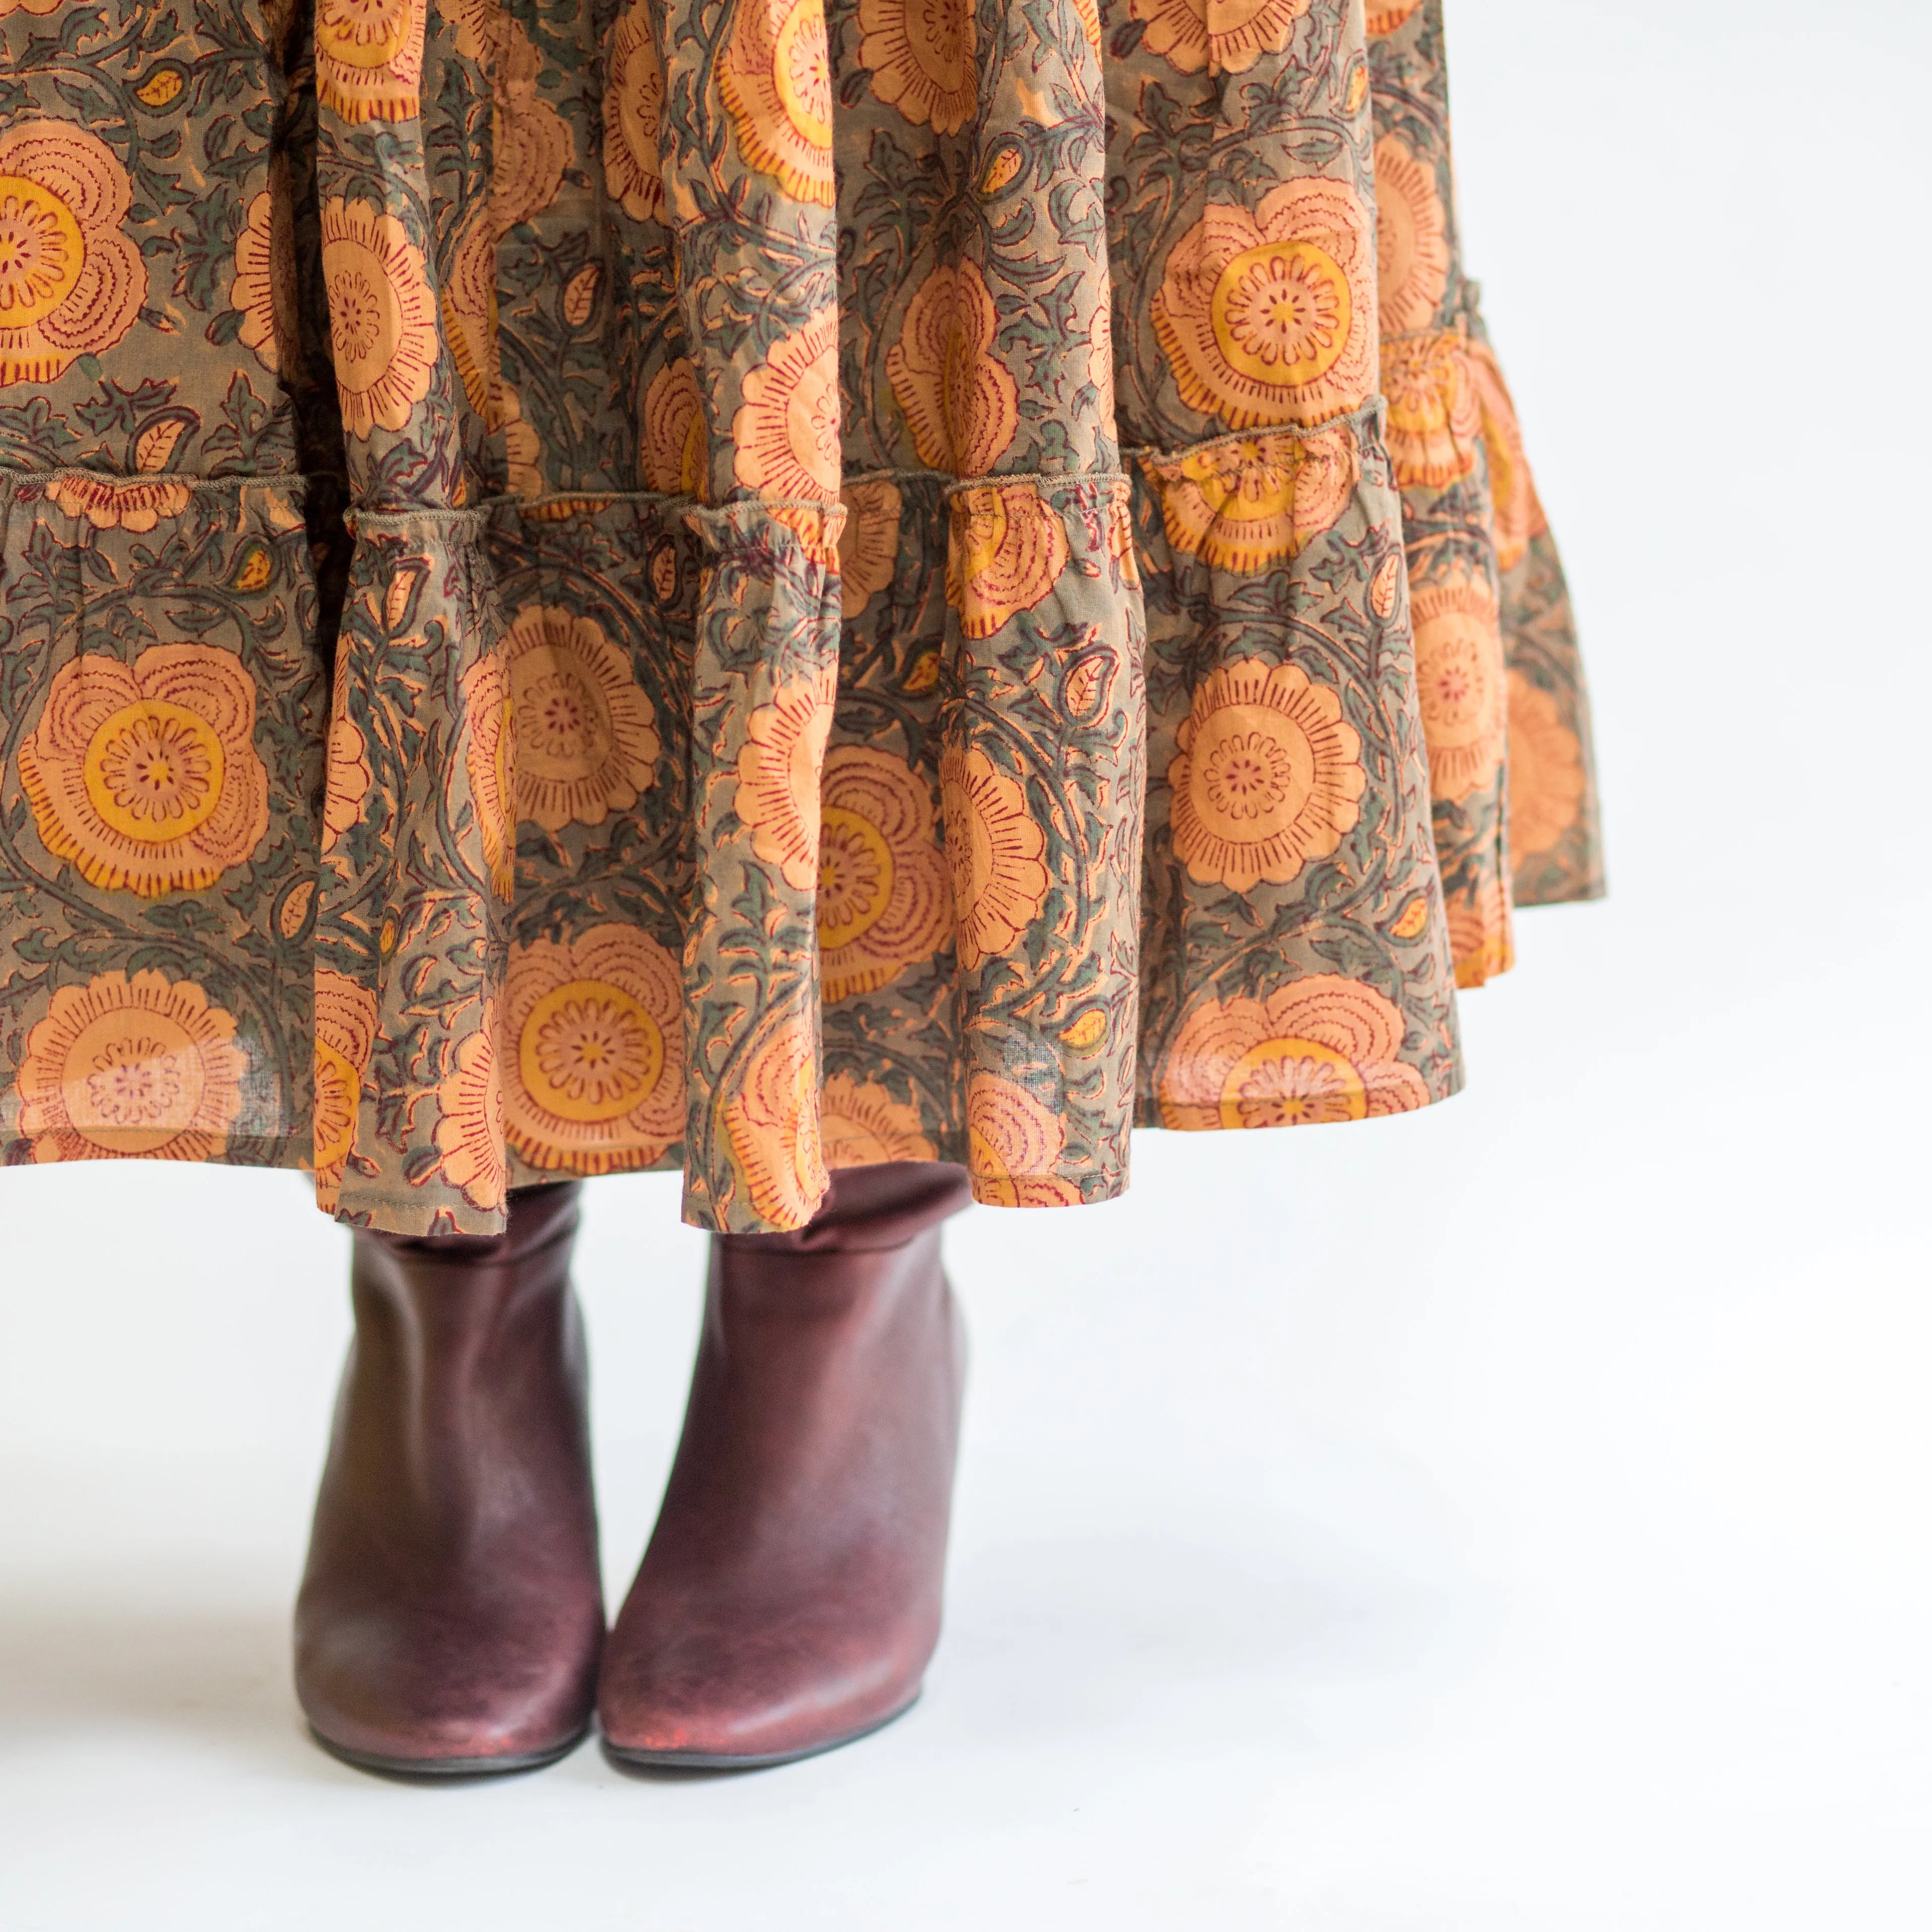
599,1160,973,1770
295,1182,603,1776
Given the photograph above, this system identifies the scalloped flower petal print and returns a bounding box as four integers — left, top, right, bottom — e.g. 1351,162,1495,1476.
0,0,1598,1233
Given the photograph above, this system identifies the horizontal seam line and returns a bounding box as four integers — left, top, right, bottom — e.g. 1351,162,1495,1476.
1,469,317,489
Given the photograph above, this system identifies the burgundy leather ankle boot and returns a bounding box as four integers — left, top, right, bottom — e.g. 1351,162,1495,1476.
599,1160,973,1769
295,1182,604,1776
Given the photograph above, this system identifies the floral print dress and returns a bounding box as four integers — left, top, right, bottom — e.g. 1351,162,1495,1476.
0,0,1602,1234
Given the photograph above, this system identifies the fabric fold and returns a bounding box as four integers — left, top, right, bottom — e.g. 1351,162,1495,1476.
678,497,845,1231
314,509,510,1230
0,476,325,1172
0,0,1603,1231
1130,408,1462,1129
940,471,1144,1206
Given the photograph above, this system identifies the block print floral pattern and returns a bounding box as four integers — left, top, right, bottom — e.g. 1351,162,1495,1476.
0,122,146,387
1366,0,1604,966
0,0,1597,1232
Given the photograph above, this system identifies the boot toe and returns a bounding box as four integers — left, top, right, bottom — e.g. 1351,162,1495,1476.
597,1609,931,1767
298,1604,601,1774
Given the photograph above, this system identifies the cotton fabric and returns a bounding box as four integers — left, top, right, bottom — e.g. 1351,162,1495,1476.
0,0,1600,1233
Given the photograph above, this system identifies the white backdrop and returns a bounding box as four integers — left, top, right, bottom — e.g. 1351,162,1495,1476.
4,3,1929,1925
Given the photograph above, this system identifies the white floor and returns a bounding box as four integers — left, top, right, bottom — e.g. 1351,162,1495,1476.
5,3,1931,1926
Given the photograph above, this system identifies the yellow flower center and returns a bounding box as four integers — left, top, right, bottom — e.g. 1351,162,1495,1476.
773,0,833,147
817,806,896,950
519,979,662,1123
317,0,413,69
1219,1035,1365,1130
82,700,226,845
1178,444,1299,530
1211,239,1351,390
0,175,85,328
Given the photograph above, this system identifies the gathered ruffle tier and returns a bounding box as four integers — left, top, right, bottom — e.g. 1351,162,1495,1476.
0,0,1601,1235
0,472,328,1174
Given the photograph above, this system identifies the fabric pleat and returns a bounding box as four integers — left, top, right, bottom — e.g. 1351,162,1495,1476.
0,0,1601,1232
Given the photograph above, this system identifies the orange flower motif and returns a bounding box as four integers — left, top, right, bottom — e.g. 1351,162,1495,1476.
733,309,841,503
434,1004,507,1213
503,924,685,1173
458,650,518,899
1364,0,1421,34
1410,569,1505,803
0,0,65,14
1129,0,1311,76
1373,135,1450,334
1380,331,1479,490
1446,874,1514,987
440,207,496,419
321,645,373,849
886,259,1018,474
1467,337,1548,574
312,968,379,1212
0,122,146,388
720,0,836,207
42,472,192,533
858,0,975,135
939,743,1049,972
1152,178,1377,430
604,3,665,222
491,15,572,235
644,358,708,495
320,197,439,437
502,605,659,832
1505,669,1586,861
734,662,837,891
838,477,902,620
967,1074,1081,1206
720,1013,828,1229
818,745,951,1002
1168,657,1365,892
946,483,1067,639
1158,975,1430,1130
1143,426,1358,572
231,160,297,374
315,0,426,124
20,646,269,899
821,1071,938,1168
18,970,247,1162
